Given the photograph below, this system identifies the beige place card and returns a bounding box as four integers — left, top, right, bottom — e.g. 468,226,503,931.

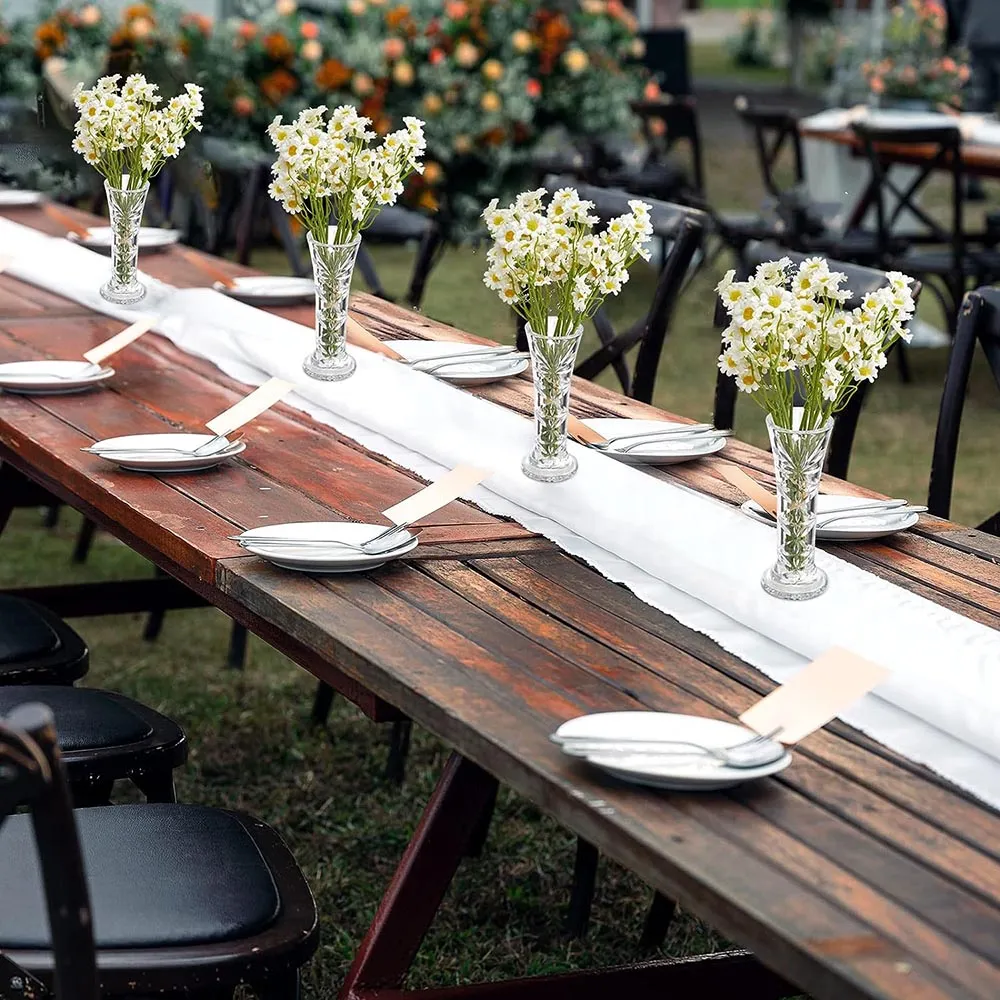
346,316,405,360
43,202,91,238
205,377,296,437
83,315,159,364
383,465,491,525
567,414,607,446
717,463,778,516
740,647,890,744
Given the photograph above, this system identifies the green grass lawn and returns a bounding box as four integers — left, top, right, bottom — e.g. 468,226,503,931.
2,119,998,996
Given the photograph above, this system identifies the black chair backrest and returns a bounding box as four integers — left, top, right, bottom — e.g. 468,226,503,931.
851,122,964,264
629,97,706,198
523,178,705,403
0,704,98,1000
734,97,805,199
713,241,922,480
929,287,1000,531
641,29,691,97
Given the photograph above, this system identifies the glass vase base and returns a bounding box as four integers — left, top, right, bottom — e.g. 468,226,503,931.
100,279,146,306
761,564,828,601
302,352,356,382
521,452,578,483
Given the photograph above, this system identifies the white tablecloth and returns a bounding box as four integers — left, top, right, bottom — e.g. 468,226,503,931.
2,216,999,808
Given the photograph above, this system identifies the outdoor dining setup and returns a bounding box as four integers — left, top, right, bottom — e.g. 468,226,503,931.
0,1,999,999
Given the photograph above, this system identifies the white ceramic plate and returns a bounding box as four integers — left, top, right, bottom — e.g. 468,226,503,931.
553,712,791,791
582,418,727,466
741,495,920,542
384,339,529,386
0,189,43,206
0,360,114,395
236,521,418,574
88,433,245,473
68,227,180,253
215,275,315,306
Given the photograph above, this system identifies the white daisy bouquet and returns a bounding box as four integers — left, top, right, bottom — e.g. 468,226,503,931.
71,74,203,188
267,105,426,246
716,257,916,430
481,186,653,337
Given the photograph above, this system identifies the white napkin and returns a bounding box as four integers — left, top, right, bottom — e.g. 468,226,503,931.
3,216,1000,806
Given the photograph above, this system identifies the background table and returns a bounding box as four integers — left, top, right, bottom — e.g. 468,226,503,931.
1,204,999,1000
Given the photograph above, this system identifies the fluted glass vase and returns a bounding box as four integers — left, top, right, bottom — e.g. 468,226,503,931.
303,231,360,381
522,322,584,483
100,180,149,306
761,415,834,601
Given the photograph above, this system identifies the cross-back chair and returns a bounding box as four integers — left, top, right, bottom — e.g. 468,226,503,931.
928,287,1000,534
515,178,706,405
850,121,1000,331
713,241,922,481
0,702,99,1000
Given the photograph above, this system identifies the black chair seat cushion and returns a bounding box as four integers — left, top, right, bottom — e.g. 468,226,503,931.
0,804,280,949
0,596,60,665
600,162,689,201
0,686,151,751
365,205,431,242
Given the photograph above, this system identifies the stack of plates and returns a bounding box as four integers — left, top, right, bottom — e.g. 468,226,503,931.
87,433,244,473
0,361,114,395
215,276,315,306
552,712,791,791
582,418,727,465
234,521,418,574
741,494,921,542
385,340,529,385
69,227,180,253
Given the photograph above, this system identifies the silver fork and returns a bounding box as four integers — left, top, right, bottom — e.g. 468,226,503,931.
555,726,785,769
412,351,529,375
590,426,732,454
230,518,417,555
83,434,236,458
405,345,516,368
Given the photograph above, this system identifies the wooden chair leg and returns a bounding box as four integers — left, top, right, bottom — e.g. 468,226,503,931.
42,504,60,528
564,838,599,938
464,779,498,858
311,681,336,726
639,891,678,951
226,622,248,670
385,719,412,786
71,519,97,564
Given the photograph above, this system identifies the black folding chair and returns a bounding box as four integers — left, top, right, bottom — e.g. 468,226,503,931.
713,241,922,481
516,178,706,405
928,287,1000,533
0,702,99,1000
850,121,1000,332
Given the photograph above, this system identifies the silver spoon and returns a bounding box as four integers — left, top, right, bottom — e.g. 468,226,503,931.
83,434,236,458
555,727,785,769
230,519,416,556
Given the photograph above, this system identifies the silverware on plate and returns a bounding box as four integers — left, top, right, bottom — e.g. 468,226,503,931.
82,434,238,458
589,425,732,454
4,363,108,382
230,519,416,556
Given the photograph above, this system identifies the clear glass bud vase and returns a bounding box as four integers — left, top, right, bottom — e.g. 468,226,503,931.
761,415,833,601
100,180,149,306
522,321,584,483
303,231,360,381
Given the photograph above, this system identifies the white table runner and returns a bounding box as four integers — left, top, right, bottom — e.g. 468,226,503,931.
2,216,999,808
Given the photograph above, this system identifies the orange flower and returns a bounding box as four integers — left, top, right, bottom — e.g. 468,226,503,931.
385,5,410,31
429,47,445,65
300,20,320,39
383,36,405,60
353,72,375,95
643,79,660,100
525,78,541,99
237,20,257,40
453,134,472,153
347,0,367,13
233,94,255,117
480,90,501,112
123,4,153,21
130,17,153,40
260,67,299,103
511,29,533,53
181,12,212,34
423,161,443,184
275,0,297,15
392,60,414,85
562,48,589,74
940,56,957,73
417,189,439,212
480,125,506,146
481,58,504,82
454,40,478,67
444,0,467,18
301,40,322,61
869,75,885,95
314,58,352,90
423,92,443,114
79,5,102,27
263,31,294,62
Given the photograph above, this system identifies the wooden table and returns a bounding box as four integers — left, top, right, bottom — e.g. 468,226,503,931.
797,121,1000,180
2,204,1000,1000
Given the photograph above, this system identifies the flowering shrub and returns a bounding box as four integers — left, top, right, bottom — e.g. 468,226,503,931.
71,73,203,187
716,258,916,430
860,0,968,107
482,186,652,337
267,106,425,243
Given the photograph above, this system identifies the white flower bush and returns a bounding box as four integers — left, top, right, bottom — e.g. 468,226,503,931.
267,105,426,246
71,74,203,188
716,257,916,429
482,187,653,337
